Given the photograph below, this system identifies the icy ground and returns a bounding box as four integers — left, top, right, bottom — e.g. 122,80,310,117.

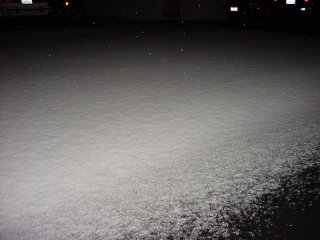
1,24,320,239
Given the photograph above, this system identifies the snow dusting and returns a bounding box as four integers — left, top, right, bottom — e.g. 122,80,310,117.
0,24,320,240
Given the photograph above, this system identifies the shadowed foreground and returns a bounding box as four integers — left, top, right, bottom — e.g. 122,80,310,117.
208,148,320,240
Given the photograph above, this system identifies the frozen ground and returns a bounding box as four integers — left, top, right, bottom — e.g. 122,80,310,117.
1,24,320,239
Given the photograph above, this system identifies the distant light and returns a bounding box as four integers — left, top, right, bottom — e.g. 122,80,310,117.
304,0,310,2
65,1,69,7
301,7,306,11
286,0,296,4
230,7,238,12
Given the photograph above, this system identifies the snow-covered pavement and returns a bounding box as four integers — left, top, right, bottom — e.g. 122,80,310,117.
1,24,320,239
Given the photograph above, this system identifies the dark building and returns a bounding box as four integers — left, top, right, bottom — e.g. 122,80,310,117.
81,0,226,20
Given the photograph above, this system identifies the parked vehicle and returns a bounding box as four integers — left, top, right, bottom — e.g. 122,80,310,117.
49,0,86,18
224,0,265,17
270,0,320,17
0,0,51,17
224,0,320,18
